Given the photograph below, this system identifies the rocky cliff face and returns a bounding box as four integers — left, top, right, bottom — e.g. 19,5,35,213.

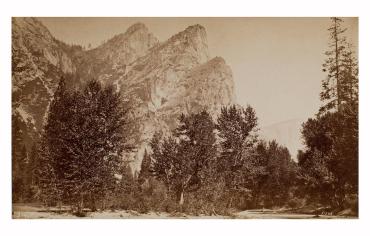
12,18,235,170
12,17,77,148
74,22,159,86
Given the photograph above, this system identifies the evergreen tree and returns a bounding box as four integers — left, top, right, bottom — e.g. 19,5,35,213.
320,17,354,113
341,43,358,105
37,77,69,206
299,18,358,212
138,149,152,184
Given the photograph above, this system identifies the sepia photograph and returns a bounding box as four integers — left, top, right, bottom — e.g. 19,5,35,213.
11,16,358,219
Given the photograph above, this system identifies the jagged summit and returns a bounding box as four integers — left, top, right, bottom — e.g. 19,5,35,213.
74,22,159,85
126,22,148,34
178,24,207,38
165,24,208,47
184,24,206,33
138,24,210,68
100,22,158,50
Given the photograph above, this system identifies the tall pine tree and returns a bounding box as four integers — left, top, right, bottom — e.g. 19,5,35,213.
320,17,357,113
299,17,358,213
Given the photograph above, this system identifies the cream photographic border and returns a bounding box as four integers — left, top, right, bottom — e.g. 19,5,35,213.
0,0,369,235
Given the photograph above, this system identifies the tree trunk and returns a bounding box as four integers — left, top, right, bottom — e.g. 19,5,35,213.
253,193,259,209
57,200,62,210
102,199,105,211
90,197,97,212
228,196,234,208
179,191,184,205
77,194,84,214
334,17,341,111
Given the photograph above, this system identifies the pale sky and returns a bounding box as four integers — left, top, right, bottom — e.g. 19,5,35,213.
39,17,358,127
